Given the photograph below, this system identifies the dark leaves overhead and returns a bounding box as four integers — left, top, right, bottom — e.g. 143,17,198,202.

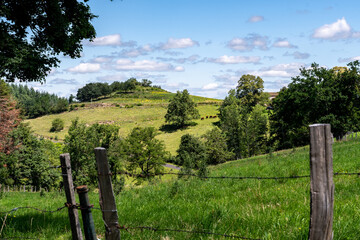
0,0,96,82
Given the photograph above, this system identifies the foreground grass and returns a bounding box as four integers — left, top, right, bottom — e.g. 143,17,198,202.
1,139,360,239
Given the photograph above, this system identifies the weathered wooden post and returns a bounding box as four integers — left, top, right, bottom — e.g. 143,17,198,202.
60,153,83,240
76,185,97,240
309,124,334,240
94,147,121,240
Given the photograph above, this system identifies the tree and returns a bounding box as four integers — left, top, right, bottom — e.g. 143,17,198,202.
202,127,234,165
176,134,207,168
141,79,152,87
1,123,61,188
1,0,96,83
270,61,360,150
64,118,120,185
114,127,167,179
219,90,269,158
76,82,111,102
50,118,64,132
236,74,269,112
165,89,200,127
0,80,20,154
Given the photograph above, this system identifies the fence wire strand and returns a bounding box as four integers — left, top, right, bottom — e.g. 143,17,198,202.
0,206,66,215
116,170,360,180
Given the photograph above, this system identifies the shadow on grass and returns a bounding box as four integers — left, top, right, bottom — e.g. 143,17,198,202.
212,121,220,127
159,122,198,133
1,212,69,236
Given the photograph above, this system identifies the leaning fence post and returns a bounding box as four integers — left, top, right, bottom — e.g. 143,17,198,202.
60,153,83,240
94,147,121,240
309,124,334,240
76,185,97,240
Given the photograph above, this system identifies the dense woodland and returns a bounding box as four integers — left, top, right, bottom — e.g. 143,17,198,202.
10,84,69,118
1,61,360,189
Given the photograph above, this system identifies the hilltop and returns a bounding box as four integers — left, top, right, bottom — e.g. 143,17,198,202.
25,88,222,154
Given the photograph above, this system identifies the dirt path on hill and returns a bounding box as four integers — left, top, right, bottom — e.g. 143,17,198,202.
164,163,181,170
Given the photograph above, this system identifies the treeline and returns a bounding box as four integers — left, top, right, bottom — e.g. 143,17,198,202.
163,61,360,166
76,78,161,102
10,84,69,119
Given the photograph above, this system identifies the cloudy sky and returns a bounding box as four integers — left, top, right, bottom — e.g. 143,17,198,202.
30,0,360,99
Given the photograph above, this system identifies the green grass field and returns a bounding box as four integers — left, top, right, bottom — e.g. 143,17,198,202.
1,138,359,239
24,91,221,155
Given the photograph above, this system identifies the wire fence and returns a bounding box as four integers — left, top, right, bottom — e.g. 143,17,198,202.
1,170,358,193
0,170,358,239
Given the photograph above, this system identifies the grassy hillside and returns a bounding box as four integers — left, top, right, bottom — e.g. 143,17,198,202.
1,139,359,239
25,90,222,154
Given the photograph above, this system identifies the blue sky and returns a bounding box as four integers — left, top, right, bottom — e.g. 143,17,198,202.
30,0,360,99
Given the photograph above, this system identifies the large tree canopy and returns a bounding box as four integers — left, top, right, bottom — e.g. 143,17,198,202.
270,61,360,150
0,0,96,82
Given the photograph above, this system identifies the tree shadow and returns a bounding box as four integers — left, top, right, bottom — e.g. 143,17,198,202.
159,122,198,133
212,121,221,127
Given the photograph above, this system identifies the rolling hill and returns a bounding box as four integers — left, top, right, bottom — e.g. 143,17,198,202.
25,89,222,154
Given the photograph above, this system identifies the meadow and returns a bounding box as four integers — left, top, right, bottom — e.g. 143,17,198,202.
1,138,359,239
24,91,221,155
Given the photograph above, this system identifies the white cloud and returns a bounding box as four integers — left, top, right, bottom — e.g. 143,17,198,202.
161,38,199,49
157,55,201,64
50,78,79,85
338,56,360,63
312,17,360,40
202,83,219,90
213,74,239,86
248,16,264,23
117,44,154,58
90,57,114,63
208,55,261,64
227,34,269,51
284,51,310,59
272,39,297,48
163,82,189,91
248,63,303,78
67,63,101,73
97,74,127,82
87,34,122,46
115,59,184,72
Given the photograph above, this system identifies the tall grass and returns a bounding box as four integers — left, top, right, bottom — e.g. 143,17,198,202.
1,139,359,239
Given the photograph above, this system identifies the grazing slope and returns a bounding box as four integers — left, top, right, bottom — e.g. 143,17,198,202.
1,139,360,239
25,90,222,154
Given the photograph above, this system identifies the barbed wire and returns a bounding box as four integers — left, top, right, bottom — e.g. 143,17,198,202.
0,238,40,240
116,170,360,180
334,172,360,176
117,225,261,239
117,170,311,180
0,206,66,215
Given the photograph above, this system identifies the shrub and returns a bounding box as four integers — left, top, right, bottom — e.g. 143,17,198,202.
80,103,85,107
50,118,64,132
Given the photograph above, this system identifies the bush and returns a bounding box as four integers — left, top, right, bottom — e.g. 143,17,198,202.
176,134,207,169
50,118,64,132
80,103,85,107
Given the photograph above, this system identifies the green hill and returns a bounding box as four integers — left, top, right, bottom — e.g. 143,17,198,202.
25,89,222,154
1,138,359,239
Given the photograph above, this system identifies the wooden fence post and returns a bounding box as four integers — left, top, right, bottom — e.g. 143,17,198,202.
94,147,121,240
60,153,83,240
76,185,97,240
309,124,334,240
